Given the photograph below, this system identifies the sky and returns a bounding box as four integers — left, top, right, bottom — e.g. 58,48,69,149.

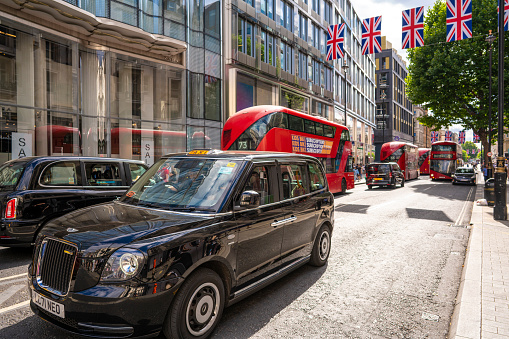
351,0,476,143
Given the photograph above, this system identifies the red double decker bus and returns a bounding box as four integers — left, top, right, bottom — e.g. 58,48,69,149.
418,148,430,175
430,141,462,180
221,105,354,193
380,142,419,180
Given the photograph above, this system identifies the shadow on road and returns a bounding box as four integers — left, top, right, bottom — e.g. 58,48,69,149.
0,247,33,272
409,183,476,201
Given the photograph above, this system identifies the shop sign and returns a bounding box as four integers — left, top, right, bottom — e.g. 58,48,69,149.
143,140,154,166
12,133,32,159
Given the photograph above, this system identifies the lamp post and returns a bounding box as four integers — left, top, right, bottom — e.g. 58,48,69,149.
342,59,349,125
486,30,495,179
494,6,507,220
380,91,386,144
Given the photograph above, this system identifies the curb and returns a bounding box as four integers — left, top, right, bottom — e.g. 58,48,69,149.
448,183,483,339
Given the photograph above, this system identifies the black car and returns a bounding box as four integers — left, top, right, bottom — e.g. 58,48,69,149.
28,150,334,338
366,162,405,189
0,156,147,246
452,166,476,185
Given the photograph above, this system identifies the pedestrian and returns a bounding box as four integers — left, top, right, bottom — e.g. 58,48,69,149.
483,166,488,182
354,165,359,181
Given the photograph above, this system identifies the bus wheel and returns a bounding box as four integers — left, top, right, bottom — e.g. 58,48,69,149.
401,179,405,187
341,179,347,194
368,185,372,190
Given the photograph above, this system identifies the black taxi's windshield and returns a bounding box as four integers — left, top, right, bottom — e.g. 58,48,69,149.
120,158,243,212
367,164,390,174
455,168,474,174
0,161,26,188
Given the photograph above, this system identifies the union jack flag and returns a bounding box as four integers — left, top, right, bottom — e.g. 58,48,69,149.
445,130,452,141
474,133,480,142
446,0,473,42
326,23,345,61
431,131,439,142
458,130,466,144
498,0,509,31
402,7,425,49
362,16,382,55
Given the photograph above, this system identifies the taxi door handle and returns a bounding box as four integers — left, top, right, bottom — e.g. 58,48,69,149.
271,216,297,227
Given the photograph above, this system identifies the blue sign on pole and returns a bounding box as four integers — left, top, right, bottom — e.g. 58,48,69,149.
394,136,400,141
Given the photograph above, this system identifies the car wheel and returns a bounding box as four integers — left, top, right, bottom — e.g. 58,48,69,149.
163,268,225,339
401,179,405,187
309,225,331,267
341,179,347,194
368,185,373,189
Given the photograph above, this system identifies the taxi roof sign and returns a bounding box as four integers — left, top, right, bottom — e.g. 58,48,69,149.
188,150,210,155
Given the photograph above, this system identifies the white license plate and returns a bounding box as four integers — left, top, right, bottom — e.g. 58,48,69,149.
32,291,65,318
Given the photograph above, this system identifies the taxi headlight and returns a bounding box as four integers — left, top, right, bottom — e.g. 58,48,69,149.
101,248,145,281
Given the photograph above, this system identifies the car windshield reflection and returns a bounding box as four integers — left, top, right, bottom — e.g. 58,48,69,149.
120,158,243,212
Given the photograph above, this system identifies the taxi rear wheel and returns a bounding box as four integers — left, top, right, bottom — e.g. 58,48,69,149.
164,268,225,339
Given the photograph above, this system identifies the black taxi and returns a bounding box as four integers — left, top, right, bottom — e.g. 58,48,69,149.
28,150,334,338
366,162,405,189
0,156,147,246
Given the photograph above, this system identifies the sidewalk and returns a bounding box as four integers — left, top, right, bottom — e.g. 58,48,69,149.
449,175,509,339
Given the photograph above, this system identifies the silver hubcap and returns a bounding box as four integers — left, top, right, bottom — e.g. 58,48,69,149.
319,231,330,261
186,282,220,336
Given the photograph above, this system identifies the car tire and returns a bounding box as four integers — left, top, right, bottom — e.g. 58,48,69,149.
368,185,373,189
163,268,225,339
309,225,331,267
401,179,405,187
341,179,347,194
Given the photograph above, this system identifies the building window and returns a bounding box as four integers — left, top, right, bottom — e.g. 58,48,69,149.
324,1,332,23
238,18,254,57
312,24,320,49
261,30,275,65
298,52,307,80
313,59,320,85
280,0,293,31
261,0,274,19
280,41,293,74
321,30,327,55
312,0,320,15
298,12,308,41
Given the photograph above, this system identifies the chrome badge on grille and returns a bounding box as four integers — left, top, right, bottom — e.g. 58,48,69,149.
66,228,78,233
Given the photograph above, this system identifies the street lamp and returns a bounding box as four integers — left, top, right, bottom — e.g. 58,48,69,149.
494,6,507,220
486,30,495,179
380,91,387,144
342,59,349,125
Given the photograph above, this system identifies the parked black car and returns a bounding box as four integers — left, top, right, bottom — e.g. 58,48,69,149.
452,166,476,185
366,162,405,189
0,156,147,246
28,150,334,338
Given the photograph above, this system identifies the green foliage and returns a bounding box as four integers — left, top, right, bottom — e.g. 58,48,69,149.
406,0,509,164
462,149,468,162
462,141,479,159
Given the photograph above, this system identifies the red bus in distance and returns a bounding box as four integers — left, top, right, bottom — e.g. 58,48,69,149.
221,105,354,193
380,142,419,180
430,141,462,180
418,148,430,175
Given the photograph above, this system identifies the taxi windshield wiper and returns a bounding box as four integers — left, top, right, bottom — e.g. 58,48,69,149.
170,207,196,212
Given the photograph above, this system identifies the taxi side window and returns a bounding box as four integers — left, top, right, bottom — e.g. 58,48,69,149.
308,162,325,191
85,163,123,186
129,163,147,184
280,164,309,199
41,162,78,186
242,166,273,205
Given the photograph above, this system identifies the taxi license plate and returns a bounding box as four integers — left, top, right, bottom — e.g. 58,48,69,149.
374,178,382,180
32,291,65,318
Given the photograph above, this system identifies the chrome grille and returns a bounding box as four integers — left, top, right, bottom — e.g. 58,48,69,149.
36,238,77,296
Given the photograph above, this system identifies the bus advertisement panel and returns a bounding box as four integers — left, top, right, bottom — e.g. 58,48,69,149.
221,105,354,193
380,142,419,180
430,141,462,180
418,148,430,175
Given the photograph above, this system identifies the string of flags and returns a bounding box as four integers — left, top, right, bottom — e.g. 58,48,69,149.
458,131,466,144
474,133,480,142
431,131,439,142
326,0,509,60
445,130,453,141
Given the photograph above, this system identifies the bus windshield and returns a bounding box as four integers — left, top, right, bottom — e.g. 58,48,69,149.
384,148,403,162
432,145,454,152
431,160,454,174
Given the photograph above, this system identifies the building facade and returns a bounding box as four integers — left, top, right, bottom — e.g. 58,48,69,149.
413,105,429,148
374,37,414,161
223,0,376,165
0,0,374,165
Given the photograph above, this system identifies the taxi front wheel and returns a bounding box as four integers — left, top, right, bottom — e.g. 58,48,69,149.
164,268,225,339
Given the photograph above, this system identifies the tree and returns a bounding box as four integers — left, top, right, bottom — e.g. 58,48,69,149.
406,0,509,166
462,141,479,160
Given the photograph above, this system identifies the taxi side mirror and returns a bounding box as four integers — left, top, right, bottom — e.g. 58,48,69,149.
238,190,260,208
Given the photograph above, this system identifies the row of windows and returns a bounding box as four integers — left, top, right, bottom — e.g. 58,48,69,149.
229,111,340,151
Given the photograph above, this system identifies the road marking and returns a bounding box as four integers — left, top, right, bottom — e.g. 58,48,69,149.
0,284,25,306
0,300,30,315
454,187,474,226
0,273,26,282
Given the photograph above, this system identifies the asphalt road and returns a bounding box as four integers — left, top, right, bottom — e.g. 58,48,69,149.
0,175,476,338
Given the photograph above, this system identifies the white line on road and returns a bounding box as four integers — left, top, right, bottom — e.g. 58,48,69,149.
0,273,26,282
0,284,25,306
0,300,30,315
454,187,474,226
